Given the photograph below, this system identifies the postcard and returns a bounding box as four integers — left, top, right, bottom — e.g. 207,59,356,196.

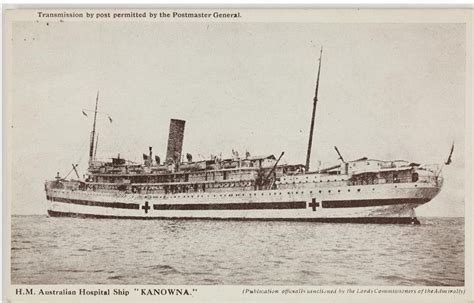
3,7,472,302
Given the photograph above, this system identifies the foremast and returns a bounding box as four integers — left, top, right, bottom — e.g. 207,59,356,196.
88,91,99,167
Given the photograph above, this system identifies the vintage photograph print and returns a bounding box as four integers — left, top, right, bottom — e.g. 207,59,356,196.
3,8,470,302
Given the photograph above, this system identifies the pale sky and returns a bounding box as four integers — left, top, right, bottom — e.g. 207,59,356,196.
7,19,466,216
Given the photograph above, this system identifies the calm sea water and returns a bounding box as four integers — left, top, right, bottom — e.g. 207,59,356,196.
11,215,464,286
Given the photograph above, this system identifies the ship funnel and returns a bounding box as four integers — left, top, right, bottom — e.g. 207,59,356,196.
165,119,186,164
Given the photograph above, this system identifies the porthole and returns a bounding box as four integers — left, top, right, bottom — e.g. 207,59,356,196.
357,189,361,192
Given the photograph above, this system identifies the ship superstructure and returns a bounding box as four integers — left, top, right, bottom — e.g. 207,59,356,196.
44,50,444,224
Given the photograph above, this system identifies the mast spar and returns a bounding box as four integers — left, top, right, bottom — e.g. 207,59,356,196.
305,47,323,172
94,134,99,159
88,91,99,166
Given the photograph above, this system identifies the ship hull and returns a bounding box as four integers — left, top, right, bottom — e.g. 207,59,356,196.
45,183,440,224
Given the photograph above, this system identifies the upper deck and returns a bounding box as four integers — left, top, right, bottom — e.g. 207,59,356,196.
47,153,441,196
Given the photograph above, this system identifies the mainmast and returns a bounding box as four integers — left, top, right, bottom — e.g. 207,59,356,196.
94,134,99,159
88,91,99,166
305,47,323,172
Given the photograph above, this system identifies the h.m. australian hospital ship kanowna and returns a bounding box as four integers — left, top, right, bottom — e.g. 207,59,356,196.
44,49,450,224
